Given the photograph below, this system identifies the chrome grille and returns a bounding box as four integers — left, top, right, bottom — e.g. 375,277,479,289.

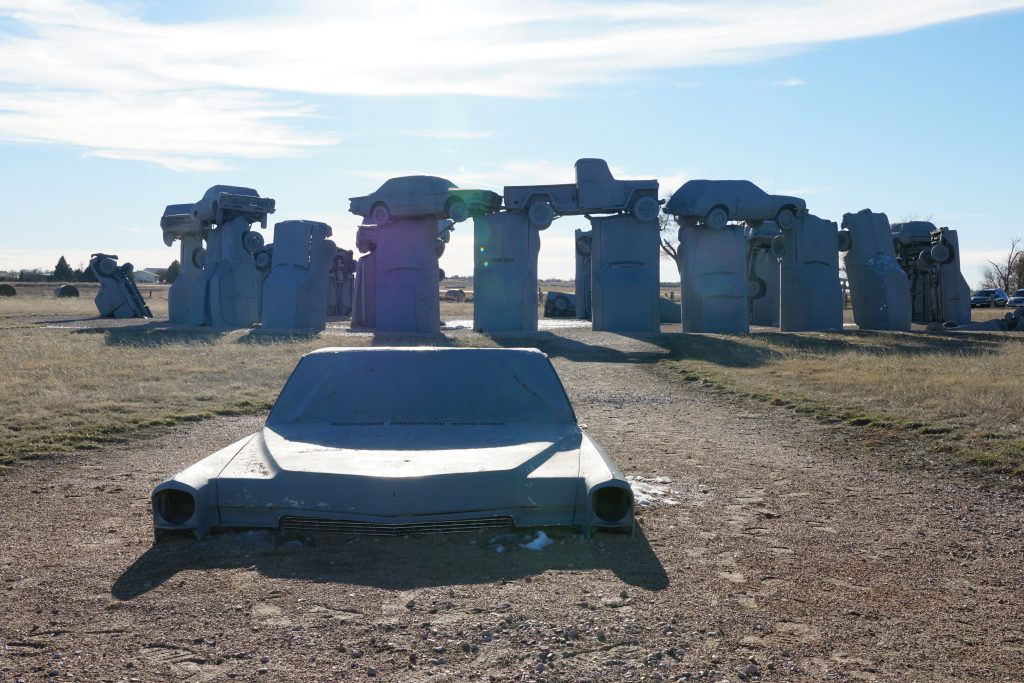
279,515,514,536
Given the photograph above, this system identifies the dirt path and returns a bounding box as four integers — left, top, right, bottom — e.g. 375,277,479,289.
2,331,1024,682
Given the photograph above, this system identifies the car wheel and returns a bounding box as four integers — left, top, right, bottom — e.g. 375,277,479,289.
776,207,797,230
96,256,117,277
528,201,555,229
370,203,391,226
191,247,206,269
552,295,571,315
705,206,728,230
929,242,951,264
446,198,470,223
837,230,853,252
747,277,767,299
435,240,446,258
770,234,786,258
916,251,932,269
631,196,660,222
254,249,272,271
242,230,264,255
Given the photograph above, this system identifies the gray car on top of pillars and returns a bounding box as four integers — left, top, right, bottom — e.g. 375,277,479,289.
151,348,635,541
665,179,807,230
348,176,502,226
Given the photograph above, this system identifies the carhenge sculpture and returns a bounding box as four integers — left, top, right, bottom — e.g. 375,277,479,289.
667,180,805,333
575,229,593,320
261,220,334,332
327,247,356,318
349,176,469,333
503,159,661,333
87,253,153,318
890,221,971,325
746,222,781,326
839,210,911,331
775,213,844,332
160,186,275,327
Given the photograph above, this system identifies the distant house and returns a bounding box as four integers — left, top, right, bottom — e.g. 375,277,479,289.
133,270,161,283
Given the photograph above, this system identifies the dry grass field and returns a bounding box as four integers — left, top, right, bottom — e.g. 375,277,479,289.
2,281,1021,473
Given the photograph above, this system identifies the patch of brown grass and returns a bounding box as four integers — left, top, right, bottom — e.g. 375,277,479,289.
661,330,1024,472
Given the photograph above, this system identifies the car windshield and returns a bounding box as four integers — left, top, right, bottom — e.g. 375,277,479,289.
267,349,576,425
1013,290,1024,298
975,290,995,296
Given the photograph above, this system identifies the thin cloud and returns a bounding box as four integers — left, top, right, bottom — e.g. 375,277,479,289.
1,0,1022,168
402,129,494,140
774,77,807,87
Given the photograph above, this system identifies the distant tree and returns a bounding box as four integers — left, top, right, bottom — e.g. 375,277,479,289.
51,256,74,282
981,237,1022,291
164,259,181,284
659,213,681,270
17,269,47,282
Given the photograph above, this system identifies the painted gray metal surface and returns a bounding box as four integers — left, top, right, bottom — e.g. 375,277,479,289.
261,220,333,331
88,253,153,319
503,159,660,227
664,180,806,230
891,221,971,325
777,214,843,332
472,212,540,332
840,210,911,331
151,348,635,540
327,247,356,318
160,186,274,328
746,222,781,326
575,229,593,320
675,222,749,334
944,308,1023,332
589,214,660,333
348,176,500,225
372,218,442,334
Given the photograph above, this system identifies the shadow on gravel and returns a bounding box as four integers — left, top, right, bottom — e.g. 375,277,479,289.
112,526,668,599
101,326,227,346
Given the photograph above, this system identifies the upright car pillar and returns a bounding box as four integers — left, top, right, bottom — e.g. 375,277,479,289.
473,212,541,332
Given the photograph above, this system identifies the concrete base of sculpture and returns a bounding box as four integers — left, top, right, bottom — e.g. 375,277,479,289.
373,219,441,334
589,214,660,334
261,220,333,332
840,210,911,331
777,215,843,332
677,223,749,334
88,253,152,318
747,222,781,327
472,212,540,333
575,229,593,320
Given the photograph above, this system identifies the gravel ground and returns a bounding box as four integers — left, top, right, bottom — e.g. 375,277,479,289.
2,329,1024,682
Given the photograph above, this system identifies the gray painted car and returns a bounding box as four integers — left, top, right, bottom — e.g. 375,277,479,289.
152,348,634,541
1008,289,1024,307
665,179,806,230
349,176,501,225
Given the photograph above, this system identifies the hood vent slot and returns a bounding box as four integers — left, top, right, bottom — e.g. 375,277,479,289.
279,516,514,536
450,421,506,426
331,420,386,426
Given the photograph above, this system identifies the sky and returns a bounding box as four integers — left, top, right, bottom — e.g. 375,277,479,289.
0,0,1022,285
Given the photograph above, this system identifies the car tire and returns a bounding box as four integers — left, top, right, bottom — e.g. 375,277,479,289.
370,203,391,226
254,249,272,270
552,295,571,315
242,230,264,255
192,247,206,269
930,243,951,264
705,206,728,230
776,207,797,230
96,256,117,277
528,201,555,229
837,230,853,252
770,235,786,258
916,251,932,269
747,277,767,299
631,196,660,222
446,198,469,223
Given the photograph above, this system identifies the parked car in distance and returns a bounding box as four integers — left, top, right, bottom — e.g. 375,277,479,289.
664,179,806,230
349,176,501,225
970,288,1009,307
443,288,466,302
1007,289,1024,307
151,348,634,541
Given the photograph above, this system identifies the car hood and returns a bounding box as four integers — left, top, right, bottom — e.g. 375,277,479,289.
214,423,583,519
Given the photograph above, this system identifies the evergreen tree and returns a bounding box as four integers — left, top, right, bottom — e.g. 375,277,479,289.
52,256,74,282
165,259,181,284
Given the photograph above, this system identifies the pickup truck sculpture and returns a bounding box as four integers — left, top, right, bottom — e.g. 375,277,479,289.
503,158,661,228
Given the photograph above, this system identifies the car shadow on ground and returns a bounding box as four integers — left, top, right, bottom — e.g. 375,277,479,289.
112,525,668,600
